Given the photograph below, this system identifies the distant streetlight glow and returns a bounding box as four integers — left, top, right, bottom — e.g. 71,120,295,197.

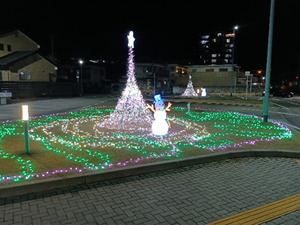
79,59,83,95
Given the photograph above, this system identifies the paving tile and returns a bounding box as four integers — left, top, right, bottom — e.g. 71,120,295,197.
1,157,300,224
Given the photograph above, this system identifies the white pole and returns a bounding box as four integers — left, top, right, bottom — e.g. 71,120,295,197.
246,75,248,100
154,72,156,95
250,75,253,96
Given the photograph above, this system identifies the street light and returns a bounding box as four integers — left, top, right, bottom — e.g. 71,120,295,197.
230,26,238,97
79,59,83,96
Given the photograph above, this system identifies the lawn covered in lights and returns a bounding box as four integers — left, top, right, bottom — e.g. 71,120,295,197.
0,106,295,184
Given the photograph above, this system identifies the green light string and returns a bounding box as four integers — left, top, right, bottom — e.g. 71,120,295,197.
0,106,293,183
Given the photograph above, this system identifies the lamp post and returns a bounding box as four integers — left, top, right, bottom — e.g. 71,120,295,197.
153,72,156,95
230,26,238,97
263,0,275,122
79,59,83,96
22,105,30,154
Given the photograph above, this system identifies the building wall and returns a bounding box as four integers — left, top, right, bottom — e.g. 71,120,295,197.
135,63,166,78
175,72,233,87
193,72,232,86
0,71,10,81
0,31,39,57
173,64,236,87
8,55,57,82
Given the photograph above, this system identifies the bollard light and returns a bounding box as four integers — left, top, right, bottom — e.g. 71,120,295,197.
22,105,30,153
22,105,29,120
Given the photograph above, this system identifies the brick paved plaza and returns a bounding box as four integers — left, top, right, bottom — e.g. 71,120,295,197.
1,157,300,224
0,96,300,224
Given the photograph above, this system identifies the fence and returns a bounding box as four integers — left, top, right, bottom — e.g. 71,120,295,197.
0,82,81,99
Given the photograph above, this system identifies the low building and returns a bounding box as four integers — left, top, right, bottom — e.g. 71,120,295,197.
132,58,187,95
0,30,57,82
184,64,237,87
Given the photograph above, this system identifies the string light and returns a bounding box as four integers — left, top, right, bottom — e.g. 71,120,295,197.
99,31,153,131
0,32,293,184
0,106,293,184
181,75,198,97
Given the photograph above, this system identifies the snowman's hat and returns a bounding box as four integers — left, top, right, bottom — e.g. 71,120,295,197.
153,94,165,103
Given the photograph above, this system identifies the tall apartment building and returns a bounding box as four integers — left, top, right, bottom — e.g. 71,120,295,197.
199,31,235,65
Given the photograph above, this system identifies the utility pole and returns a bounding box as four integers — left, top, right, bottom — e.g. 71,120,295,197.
235,66,241,93
154,72,156,95
230,26,238,97
51,34,54,58
250,74,253,96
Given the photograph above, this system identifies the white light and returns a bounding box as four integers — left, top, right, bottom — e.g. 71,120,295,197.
79,60,83,64
127,31,135,48
234,26,238,30
22,105,29,120
152,111,169,136
201,88,207,97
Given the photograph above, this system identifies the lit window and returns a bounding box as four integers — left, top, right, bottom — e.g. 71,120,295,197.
143,67,152,73
225,54,231,58
211,59,217,63
202,35,209,39
19,72,31,80
201,40,208,44
212,38,216,43
217,33,222,37
225,33,234,37
226,39,231,43
224,59,229,63
211,54,217,58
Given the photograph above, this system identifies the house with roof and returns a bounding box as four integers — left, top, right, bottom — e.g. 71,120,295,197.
0,30,57,82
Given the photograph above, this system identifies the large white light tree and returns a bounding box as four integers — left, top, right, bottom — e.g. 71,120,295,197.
99,31,153,131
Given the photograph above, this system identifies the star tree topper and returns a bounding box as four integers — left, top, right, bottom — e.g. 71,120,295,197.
127,31,135,48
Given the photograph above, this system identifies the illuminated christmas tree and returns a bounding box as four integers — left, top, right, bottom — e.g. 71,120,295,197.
99,31,153,131
181,75,198,97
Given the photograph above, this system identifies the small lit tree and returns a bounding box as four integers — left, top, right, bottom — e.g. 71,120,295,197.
181,75,198,97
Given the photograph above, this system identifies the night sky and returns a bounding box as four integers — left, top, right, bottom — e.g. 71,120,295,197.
2,0,300,81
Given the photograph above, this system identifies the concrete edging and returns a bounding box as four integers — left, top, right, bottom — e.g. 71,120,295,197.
0,149,299,199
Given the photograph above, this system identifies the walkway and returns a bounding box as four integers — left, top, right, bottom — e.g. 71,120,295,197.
1,157,300,224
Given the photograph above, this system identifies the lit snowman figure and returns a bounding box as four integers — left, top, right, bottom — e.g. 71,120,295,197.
146,94,172,136
201,88,207,97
